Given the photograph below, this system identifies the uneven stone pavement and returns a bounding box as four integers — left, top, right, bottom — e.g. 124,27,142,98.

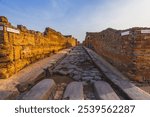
1,46,150,100
52,46,104,100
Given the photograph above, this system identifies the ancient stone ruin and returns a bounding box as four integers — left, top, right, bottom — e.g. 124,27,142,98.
83,28,150,82
0,16,77,79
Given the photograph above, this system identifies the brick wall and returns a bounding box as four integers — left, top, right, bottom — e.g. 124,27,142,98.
84,28,150,82
0,16,77,78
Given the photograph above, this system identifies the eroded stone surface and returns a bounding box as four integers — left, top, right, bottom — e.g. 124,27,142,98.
22,79,56,100
63,82,84,100
94,81,120,100
53,46,102,82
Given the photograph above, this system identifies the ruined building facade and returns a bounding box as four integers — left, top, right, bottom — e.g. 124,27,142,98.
0,16,77,78
83,28,150,82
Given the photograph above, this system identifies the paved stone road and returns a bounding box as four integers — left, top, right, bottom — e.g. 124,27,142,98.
1,46,150,100
40,46,122,100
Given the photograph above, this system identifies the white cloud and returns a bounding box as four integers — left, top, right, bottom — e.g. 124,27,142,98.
1,0,150,42
107,0,150,29
67,0,150,42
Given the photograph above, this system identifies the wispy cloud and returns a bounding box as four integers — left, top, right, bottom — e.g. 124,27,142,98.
63,0,150,42
0,0,150,42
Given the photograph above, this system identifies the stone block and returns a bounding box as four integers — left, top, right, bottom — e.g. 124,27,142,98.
0,68,8,79
94,81,120,100
13,46,21,60
0,16,9,24
63,82,84,100
22,79,56,100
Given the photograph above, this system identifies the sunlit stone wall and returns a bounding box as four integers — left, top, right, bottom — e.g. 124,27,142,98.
0,16,77,78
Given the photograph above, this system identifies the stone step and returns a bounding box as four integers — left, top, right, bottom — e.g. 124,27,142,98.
22,79,56,100
63,82,84,100
94,81,120,100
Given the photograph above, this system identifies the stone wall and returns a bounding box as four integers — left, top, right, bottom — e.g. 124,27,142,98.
84,28,150,82
0,16,77,79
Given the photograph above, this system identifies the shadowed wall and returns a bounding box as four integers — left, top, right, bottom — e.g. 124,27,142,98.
84,28,150,82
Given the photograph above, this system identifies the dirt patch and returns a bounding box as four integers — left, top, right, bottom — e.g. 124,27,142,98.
83,83,96,100
48,75,74,100
49,75,74,84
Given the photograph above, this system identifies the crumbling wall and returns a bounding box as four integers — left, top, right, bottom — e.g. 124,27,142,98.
0,16,77,78
84,28,150,82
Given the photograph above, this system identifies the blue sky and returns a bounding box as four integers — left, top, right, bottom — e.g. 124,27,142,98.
0,0,150,42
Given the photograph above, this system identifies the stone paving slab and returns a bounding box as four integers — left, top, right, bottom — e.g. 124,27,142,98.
94,81,120,100
63,82,84,100
22,79,56,100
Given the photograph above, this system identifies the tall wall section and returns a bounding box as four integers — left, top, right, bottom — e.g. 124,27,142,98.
0,16,77,79
84,28,150,82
